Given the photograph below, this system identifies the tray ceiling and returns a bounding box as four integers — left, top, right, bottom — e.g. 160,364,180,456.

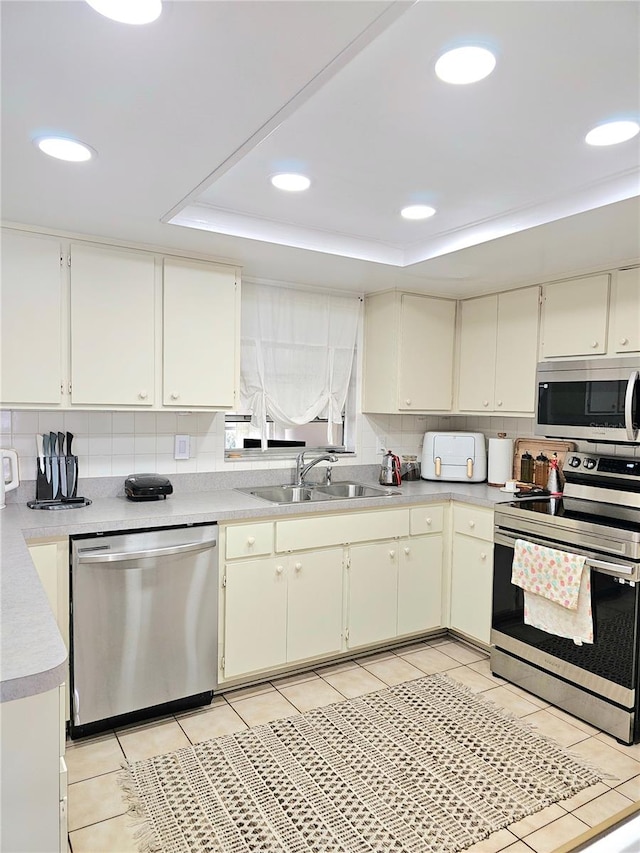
1,0,639,296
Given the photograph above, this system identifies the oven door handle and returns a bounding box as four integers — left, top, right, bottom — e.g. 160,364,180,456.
625,370,639,442
494,531,634,576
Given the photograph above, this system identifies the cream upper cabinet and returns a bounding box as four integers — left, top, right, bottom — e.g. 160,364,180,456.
1,230,64,406
457,295,497,412
363,291,456,413
70,243,155,406
540,274,610,358
610,268,640,354
163,259,239,408
457,287,540,414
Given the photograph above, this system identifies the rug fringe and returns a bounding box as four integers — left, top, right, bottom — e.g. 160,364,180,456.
117,763,163,853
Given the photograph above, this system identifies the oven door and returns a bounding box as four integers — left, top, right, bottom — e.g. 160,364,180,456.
535,360,640,443
492,533,640,709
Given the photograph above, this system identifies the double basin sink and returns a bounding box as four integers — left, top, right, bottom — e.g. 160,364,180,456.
239,480,401,505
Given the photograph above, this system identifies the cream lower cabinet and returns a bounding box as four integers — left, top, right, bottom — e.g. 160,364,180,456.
347,532,443,649
220,505,444,684
449,504,494,646
347,540,399,648
27,538,70,721
0,685,66,853
222,548,343,680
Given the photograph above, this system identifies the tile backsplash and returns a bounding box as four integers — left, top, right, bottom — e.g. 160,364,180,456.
2,409,637,491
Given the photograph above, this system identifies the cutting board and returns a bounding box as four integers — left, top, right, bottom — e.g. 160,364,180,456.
512,438,576,480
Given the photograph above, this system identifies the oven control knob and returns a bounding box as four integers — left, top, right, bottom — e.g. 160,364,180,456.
583,457,597,469
568,456,581,467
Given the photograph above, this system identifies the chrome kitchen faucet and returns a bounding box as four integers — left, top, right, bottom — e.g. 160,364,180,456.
295,451,339,486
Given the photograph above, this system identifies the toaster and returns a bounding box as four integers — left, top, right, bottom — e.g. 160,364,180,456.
125,474,173,501
421,432,487,482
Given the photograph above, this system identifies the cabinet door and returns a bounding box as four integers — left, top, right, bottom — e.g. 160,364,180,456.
494,287,540,412
450,535,493,645
28,540,70,721
224,558,287,678
398,294,456,410
541,275,609,357
397,535,443,635
70,243,155,405
457,295,498,411
163,259,238,408
611,269,640,354
287,548,343,662
1,230,63,406
347,541,398,648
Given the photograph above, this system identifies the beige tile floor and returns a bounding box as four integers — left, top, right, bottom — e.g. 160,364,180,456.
65,637,640,853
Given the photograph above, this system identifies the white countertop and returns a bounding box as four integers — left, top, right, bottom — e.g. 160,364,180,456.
0,479,513,703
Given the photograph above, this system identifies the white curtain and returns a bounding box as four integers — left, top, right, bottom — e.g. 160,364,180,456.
239,283,361,448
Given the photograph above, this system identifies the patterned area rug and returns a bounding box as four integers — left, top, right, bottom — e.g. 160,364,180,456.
119,674,602,853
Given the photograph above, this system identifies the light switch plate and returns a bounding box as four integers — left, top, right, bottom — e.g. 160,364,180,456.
174,434,190,460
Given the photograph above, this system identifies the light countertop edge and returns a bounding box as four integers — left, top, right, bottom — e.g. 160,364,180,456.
1,480,513,702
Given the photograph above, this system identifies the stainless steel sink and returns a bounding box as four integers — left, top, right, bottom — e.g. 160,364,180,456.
238,481,400,504
313,481,400,499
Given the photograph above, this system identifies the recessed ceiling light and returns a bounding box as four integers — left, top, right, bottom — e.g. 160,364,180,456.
271,173,311,192
35,136,95,162
85,0,162,25
585,120,640,146
401,205,436,220
435,46,496,84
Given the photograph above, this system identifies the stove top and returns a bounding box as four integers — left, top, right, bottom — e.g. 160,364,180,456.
498,495,640,539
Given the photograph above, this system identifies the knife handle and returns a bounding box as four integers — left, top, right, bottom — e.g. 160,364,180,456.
66,432,74,456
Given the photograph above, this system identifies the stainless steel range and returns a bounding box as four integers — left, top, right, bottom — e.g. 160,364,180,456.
491,451,640,744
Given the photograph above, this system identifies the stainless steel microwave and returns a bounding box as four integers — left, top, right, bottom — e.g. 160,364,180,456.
535,357,640,444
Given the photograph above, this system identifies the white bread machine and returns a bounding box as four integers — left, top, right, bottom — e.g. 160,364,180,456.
421,431,487,482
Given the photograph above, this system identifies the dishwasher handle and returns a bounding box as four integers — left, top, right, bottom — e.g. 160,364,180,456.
75,538,217,564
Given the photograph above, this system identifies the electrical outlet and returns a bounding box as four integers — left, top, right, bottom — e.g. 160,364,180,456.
376,435,387,455
174,434,190,460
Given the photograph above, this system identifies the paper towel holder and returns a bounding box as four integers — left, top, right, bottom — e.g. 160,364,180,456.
488,432,514,487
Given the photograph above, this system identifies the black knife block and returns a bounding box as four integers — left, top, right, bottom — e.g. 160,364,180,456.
35,455,78,502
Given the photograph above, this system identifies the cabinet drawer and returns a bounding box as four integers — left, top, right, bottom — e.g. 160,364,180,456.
225,523,273,559
276,509,409,552
409,504,444,535
453,504,494,542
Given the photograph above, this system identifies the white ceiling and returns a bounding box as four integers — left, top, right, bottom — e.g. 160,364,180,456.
1,0,639,298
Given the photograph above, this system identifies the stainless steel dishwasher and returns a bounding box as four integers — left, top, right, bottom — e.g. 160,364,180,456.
70,523,218,738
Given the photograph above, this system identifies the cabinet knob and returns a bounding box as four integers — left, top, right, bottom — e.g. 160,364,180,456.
590,341,598,348
496,400,502,407
389,549,396,558
468,520,475,528
294,562,302,571
405,399,411,406
482,400,489,407
620,337,629,346
138,390,148,400
276,565,284,575
480,552,487,561
247,536,255,546
404,546,410,555
170,392,180,400
425,517,432,526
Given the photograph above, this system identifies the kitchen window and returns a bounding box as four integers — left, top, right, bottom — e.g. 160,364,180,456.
227,282,361,459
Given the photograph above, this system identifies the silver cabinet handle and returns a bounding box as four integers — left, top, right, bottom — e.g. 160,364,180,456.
76,539,216,563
